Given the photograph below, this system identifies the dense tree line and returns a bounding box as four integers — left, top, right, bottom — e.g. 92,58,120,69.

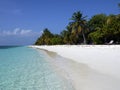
35,11,120,45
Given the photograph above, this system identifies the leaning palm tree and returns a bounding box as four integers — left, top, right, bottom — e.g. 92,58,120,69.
70,11,87,44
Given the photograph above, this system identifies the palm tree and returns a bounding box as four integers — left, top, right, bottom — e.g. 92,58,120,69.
70,11,87,44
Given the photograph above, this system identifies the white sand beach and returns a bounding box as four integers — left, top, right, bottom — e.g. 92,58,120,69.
30,45,120,90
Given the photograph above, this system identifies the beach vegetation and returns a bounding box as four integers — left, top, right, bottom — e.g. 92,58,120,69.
88,14,120,44
69,11,88,44
35,11,120,45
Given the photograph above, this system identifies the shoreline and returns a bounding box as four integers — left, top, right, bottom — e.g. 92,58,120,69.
30,45,120,79
31,45,120,90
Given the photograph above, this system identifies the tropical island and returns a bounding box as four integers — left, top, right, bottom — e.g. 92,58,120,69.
35,10,120,45
30,3,120,90
1,1,120,90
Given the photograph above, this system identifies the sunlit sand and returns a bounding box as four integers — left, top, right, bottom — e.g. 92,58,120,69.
30,45,120,90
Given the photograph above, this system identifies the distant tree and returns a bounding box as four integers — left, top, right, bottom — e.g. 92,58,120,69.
88,28,104,44
51,36,63,45
88,14,107,31
35,28,53,45
70,11,87,44
35,28,64,45
42,28,53,38
61,30,69,44
50,34,62,45
35,10,120,45
88,14,120,44
104,14,120,43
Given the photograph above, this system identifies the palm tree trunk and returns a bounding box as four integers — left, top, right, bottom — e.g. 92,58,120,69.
81,30,86,44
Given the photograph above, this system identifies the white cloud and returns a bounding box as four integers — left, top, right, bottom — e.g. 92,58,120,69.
20,29,32,35
0,28,33,36
13,28,20,35
0,28,42,45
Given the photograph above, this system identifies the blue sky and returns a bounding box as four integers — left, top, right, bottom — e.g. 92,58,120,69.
0,0,119,45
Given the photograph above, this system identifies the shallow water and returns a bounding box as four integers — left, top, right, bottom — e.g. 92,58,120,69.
0,46,74,90
43,50,120,90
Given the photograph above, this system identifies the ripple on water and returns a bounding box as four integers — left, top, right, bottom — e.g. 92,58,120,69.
0,46,74,90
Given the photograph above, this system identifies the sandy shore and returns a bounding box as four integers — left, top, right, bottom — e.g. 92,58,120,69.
30,45,120,90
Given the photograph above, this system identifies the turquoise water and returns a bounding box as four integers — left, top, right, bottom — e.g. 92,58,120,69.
0,46,73,90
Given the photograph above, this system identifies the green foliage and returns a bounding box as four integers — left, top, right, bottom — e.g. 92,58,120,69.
35,28,53,45
88,14,120,44
88,14,107,30
35,11,120,45
51,37,63,45
35,29,63,45
88,29,104,44
69,11,88,44
61,29,71,44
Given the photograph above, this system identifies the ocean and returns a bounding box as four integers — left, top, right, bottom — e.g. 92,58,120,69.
0,46,73,90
